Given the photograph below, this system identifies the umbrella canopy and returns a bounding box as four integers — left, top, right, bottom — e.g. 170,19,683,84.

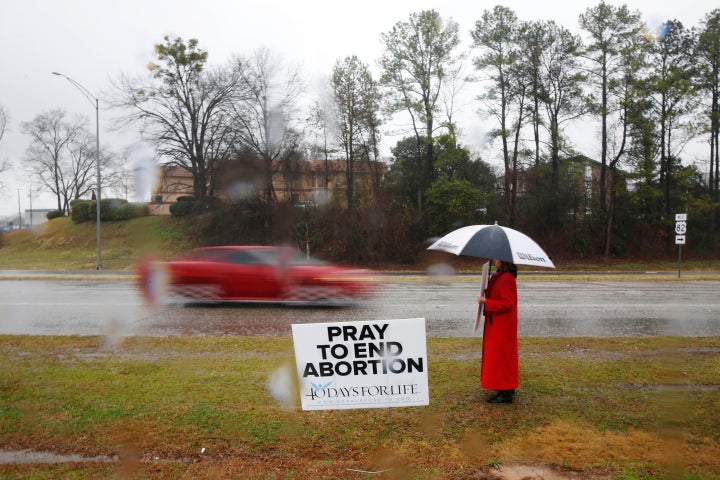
427,224,555,268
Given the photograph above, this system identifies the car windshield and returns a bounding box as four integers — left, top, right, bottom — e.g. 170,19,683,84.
187,249,232,261
185,247,328,267
252,248,327,266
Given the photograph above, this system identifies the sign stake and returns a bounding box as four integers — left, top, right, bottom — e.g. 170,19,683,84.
678,244,682,279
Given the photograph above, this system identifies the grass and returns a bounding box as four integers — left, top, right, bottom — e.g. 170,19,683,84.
1,336,719,479
0,216,193,271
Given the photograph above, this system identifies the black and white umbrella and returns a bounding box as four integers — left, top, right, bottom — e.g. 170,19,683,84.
427,224,555,268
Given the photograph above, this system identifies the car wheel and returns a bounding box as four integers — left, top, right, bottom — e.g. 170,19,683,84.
285,285,348,305
174,283,223,301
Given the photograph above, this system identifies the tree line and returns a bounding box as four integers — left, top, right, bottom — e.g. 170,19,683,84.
7,3,720,264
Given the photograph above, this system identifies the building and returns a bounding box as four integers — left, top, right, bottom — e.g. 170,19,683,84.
149,158,386,214
25,209,54,226
148,166,195,215
1,209,55,230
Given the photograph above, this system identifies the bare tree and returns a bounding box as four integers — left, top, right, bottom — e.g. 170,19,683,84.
21,109,117,213
230,47,305,206
112,36,240,210
22,110,81,212
330,55,382,211
306,97,338,204
66,129,123,201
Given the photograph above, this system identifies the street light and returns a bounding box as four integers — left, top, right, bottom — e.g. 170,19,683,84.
52,71,102,270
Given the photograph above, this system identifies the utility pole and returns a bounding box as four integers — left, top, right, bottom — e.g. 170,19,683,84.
17,189,22,228
53,71,102,269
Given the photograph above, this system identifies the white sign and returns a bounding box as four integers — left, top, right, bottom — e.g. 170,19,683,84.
675,213,687,222
676,235,686,245
675,221,687,235
291,318,429,410
475,261,489,333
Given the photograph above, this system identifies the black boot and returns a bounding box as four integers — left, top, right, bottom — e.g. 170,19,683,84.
487,389,514,404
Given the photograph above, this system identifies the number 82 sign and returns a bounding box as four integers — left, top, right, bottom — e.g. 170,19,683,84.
675,213,687,245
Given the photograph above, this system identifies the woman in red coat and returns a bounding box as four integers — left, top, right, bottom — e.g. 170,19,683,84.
477,259,518,403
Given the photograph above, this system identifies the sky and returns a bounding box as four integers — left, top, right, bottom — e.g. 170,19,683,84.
0,0,713,218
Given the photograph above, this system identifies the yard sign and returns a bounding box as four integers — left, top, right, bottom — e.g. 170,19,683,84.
291,318,429,410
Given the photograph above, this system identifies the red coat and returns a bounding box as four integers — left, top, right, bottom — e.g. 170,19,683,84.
481,271,518,390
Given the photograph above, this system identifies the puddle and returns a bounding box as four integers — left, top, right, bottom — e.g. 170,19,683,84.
0,449,116,464
484,462,610,480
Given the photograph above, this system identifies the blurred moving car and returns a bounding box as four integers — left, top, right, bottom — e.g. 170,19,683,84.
138,245,377,305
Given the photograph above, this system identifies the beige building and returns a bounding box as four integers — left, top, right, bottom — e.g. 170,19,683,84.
149,158,386,215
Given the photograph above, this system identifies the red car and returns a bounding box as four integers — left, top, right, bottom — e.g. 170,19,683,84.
138,246,377,305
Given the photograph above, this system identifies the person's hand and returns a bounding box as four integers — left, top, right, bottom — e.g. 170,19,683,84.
477,296,486,304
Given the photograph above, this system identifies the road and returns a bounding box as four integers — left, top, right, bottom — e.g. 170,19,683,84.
1,275,719,337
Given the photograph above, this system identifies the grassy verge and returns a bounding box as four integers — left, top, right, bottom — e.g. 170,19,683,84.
0,216,193,271
1,335,719,479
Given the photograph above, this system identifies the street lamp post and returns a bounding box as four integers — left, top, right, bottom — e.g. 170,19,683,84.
52,72,102,270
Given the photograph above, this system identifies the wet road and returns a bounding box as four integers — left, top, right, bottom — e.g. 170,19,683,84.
1,276,719,337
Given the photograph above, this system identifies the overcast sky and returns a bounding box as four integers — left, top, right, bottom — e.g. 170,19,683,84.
0,0,713,217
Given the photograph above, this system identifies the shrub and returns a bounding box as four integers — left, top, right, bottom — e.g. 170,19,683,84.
47,210,64,220
113,204,135,221
572,227,593,258
99,198,122,221
70,200,92,223
170,200,194,217
113,202,149,220
70,198,148,223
